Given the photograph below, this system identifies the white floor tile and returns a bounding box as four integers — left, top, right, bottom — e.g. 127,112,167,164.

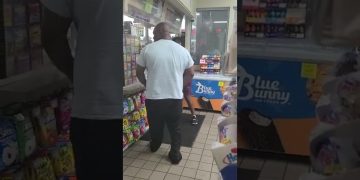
124,167,140,176
123,157,136,166
131,159,146,168
126,151,141,159
178,159,187,167
182,152,190,160
149,171,166,180
180,176,195,180
190,148,203,155
201,156,213,164
164,173,181,180
210,172,220,180
188,153,201,162
195,170,211,180
155,163,171,173
168,165,184,176
192,143,205,149
123,175,134,180
143,161,159,170
180,147,192,153
135,169,153,179
182,168,197,178
148,154,164,162
185,160,200,169
259,160,287,179
198,162,212,172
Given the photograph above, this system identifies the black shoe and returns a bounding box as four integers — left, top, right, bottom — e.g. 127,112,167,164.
192,115,198,125
168,151,182,164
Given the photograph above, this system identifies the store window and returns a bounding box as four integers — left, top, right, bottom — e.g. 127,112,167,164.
191,8,230,65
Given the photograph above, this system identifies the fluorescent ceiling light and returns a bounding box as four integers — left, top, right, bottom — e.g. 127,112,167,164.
196,12,200,16
213,21,227,24
176,18,181,21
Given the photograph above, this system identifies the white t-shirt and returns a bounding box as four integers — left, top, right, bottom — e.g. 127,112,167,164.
137,39,194,99
41,0,123,119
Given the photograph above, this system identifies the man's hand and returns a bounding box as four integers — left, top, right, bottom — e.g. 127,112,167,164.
183,66,195,87
136,65,146,87
42,7,74,82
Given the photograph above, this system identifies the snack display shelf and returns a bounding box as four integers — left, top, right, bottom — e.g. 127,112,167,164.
0,65,71,108
123,126,149,152
123,81,145,97
238,37,347,63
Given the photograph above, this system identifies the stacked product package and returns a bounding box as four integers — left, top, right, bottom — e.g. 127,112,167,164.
199,55,221,74
123,92,149,151
300,52,360,180
123,33,141,86
242,0,307,39
1,0,44,79
211,83,237,180
0,89,76,180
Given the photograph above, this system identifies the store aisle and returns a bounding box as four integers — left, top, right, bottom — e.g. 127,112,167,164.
123,110,221,180
123,110,311,180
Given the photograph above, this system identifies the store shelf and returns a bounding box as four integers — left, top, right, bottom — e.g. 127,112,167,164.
123,126,149,152
238,37,347,63
0,65,71,108
123,81,145,97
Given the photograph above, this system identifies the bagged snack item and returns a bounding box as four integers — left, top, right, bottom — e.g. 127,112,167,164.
27,155,56,180
127,97,135,112
221,101,233,117
138,119,146,135
124,128,134,144
123,100,129,115
0,166,25,180
139,107,147,119
134,94,142,109
218,116,237,145
132,111,141,122
140,92,146,105
49,143,75,177
32,104,58,148
29,25,41,48
123,134,128,148
131,125,141,140
0,117,19,172
55,92,72,136
13,113,37,161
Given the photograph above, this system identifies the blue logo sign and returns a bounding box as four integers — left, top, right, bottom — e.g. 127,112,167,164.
238,57,317,118
191,80,223,99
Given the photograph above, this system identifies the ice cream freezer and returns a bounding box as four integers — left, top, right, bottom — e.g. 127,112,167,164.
182,72,236,112
237,38,347,156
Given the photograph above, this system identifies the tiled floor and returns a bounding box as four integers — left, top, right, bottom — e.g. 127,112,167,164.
123,110,311,180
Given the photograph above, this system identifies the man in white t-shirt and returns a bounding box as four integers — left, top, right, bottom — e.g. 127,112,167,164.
137,22,194,164
41,0,123,179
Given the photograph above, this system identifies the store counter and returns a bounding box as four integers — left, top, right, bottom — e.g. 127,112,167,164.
182,72,236,112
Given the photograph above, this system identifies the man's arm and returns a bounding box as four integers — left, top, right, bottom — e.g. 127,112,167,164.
183,66,195,87
136,65,146,87
41,7,73,82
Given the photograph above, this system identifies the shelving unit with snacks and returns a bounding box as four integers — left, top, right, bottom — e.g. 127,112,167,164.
242,0,307,39
123,24,142,86
199,55,221,74
1,0,44,79
122,92,149,151
0,89,77,180
211,83,237,180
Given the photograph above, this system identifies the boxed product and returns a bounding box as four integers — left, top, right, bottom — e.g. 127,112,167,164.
0,117,19,172
13,3,26,26
212,143,237,180
28,2,41,24
49,142,75,177
13,113,37,161
29,25,41,48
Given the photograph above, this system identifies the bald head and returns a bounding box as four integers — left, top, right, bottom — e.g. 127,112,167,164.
153,22,171,41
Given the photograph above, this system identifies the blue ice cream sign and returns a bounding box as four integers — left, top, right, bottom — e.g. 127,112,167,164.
191,79,223,99
238,57,317,118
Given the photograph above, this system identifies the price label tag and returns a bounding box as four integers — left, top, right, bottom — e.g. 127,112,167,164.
218,81,224,87
301,63,317,79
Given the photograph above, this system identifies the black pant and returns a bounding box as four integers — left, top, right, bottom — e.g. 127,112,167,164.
70,118,122,180
146,99,182,153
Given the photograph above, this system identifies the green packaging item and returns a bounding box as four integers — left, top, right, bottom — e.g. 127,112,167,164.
13,113,37,161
